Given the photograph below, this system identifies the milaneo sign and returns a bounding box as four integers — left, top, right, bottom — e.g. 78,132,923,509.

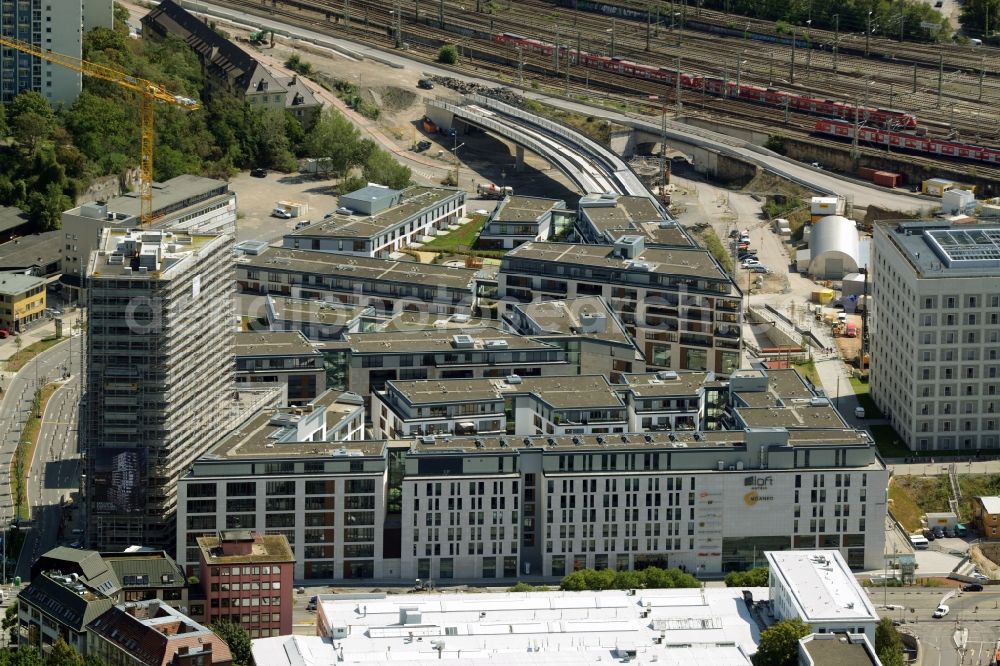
742,475,774,507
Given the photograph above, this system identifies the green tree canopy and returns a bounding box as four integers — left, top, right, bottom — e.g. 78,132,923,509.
362,149,412,190
304,109,362,176
960,0,1000,38
437,44,459,64
724,566,769,587
875,617,906,666
212,621,252,666
752,618,811,666
560,566,701,591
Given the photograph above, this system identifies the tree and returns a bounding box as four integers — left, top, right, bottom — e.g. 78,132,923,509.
304,109,361,176
212,621,252,666
874,617,906,666
46,639,85,666
1,604,17,645
362,149,412,190
725,566,769,587
437,44,459,64
752,618,810,666
960,0,1000,38
26,182,71,231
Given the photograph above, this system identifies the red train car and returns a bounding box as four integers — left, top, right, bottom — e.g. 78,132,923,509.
493,32,918,129
814,119,998,164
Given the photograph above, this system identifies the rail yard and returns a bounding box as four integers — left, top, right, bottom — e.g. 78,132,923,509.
217,0,1000,185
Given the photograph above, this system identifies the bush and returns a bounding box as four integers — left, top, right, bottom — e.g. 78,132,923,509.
724,566,769,587
437,44,458,64
560,566,700,591
509,581,541,592
764,134,786,155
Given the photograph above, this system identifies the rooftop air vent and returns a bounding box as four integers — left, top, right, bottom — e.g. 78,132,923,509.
572,436,581,446
420,435,436,445
484,339,509,350
505,374,523,385
656,370,679,380
451,334,474,349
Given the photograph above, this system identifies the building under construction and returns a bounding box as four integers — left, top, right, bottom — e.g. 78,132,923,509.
83,226,236,550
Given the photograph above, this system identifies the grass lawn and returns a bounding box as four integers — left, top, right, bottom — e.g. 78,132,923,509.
849,376,884,419
6,335,63,372
10,382,59,520
869,424,910,459
420,216,496,255
889,475,951,532
792,360,821,387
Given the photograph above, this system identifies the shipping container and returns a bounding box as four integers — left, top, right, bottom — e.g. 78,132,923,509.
873,171,902,188
858,167,878,180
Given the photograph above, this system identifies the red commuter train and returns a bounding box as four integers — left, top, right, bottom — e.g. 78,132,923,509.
494,32,917,128
814,119,1000,164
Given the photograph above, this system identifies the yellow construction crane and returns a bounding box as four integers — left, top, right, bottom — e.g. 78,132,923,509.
0,36,201,225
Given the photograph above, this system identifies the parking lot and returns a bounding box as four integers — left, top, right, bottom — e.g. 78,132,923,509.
230,171,342,244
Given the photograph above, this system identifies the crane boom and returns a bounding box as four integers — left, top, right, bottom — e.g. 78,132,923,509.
0,36,201,225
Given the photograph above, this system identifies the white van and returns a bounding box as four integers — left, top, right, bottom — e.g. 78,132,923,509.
970,38,983,46
910,534,929,549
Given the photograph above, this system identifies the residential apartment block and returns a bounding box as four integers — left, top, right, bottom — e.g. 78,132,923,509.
371,374,628,439
19,547,189,655
235,331,325,404
574,192,695,247
0,272,46,332
87,600,232,666
283,186,465,258
61,174,236,299
197,531,295,638
320,324,636,398
0,0,112,106
871,221,1000,451
498,239,742,373
176,390,370,578
971,496,1000,539
264,295,372,341
142,0,321,127
399,427,885,580
506,296,644,381
84,227,235,550
176,367,885,584
236,246,484,317
479,195,566,249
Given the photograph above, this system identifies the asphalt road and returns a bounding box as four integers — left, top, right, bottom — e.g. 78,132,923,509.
0,337,77,522
14,376,81,581
876,586,1000,666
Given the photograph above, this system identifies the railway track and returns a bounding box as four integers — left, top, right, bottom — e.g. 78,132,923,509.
255,0,1000,143
208,0,1000,180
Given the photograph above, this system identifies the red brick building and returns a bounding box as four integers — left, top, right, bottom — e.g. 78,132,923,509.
197,531,294,638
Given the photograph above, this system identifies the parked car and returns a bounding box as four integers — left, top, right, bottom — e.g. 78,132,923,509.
294,220,311,230
971,572,989,581
417,79,434,89
306,595,318,611
932,526,945,538
932,604,950,618
272,208,293,219
922,528,935,541
741,258,761,267
415,140,432,152
749,265,771,274
944,526,956,538
0,329,8,339
250,167,267,178
962,583,984,592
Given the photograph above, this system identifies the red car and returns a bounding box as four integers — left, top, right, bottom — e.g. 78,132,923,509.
0,329,9,338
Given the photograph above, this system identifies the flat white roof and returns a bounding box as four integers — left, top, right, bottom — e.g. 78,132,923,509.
311,588,762,664
766,550,878,624
978,496,1000,514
